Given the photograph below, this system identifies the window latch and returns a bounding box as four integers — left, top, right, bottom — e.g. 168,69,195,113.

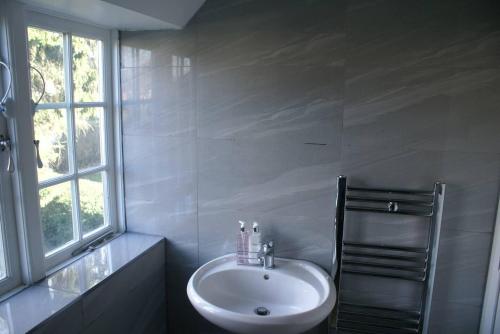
0,134,14,173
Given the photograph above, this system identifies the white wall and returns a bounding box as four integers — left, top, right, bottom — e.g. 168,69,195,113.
17,0,205,30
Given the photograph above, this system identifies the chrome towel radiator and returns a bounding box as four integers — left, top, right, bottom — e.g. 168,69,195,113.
332,176,445,334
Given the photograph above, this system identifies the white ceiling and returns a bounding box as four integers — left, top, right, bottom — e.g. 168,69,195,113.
18,0,205,30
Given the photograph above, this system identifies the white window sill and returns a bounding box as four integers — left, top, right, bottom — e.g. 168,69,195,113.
0,232,164,333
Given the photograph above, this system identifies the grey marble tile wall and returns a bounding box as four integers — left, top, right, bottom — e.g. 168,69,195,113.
120,0,500,333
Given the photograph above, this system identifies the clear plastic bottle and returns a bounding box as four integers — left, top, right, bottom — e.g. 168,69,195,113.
236,221,249,264
248,222,262,265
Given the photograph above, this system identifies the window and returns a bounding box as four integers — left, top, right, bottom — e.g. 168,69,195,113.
0,4,121,294
0,158,21,293
0,158,22,295
0,0,23,296
0,171,22,294
24,14,119,268
0,233,6,280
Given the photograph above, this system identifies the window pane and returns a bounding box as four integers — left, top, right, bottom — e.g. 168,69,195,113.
0,218,7,280
79,173,106,235
34,109,70,182
40,182,75,254
27,27,65,103
76,108,103,170
72,36,103,102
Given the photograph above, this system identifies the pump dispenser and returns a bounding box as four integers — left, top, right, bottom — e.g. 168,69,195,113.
236,221,249,264
248,222,262,264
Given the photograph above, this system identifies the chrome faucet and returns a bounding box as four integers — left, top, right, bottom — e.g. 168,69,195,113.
261,241,275,269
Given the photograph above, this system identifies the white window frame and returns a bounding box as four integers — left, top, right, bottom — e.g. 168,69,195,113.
480,198,500,334
24,11,120,270
0,0,25,297
0,0,124,293
0,174,23,296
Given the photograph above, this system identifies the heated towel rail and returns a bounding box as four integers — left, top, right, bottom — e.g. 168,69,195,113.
331,176,445,334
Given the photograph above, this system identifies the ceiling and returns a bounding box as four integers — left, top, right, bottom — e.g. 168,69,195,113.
19,0,206,30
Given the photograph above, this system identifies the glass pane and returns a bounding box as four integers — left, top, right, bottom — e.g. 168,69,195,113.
0,217,7,280
27,27,65,103
72,36,103,102
34,109,70,182
40,182,75,254
79,173,106,235
76,108,103,170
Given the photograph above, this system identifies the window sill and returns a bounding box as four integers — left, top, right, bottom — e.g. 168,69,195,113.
0,232,164,333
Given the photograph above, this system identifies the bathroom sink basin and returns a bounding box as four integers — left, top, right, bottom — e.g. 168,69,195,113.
187,254,336,334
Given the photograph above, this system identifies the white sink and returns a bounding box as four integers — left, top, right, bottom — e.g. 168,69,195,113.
187,254,336,334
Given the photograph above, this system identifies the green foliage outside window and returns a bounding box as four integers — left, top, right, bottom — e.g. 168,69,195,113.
40,179,104,252
28,27,106,252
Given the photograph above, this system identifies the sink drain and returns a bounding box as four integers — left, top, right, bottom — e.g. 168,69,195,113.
254,307,270,316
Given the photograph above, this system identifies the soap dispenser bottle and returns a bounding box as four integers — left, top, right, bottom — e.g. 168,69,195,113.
236,221,249,264
248,222,262,265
